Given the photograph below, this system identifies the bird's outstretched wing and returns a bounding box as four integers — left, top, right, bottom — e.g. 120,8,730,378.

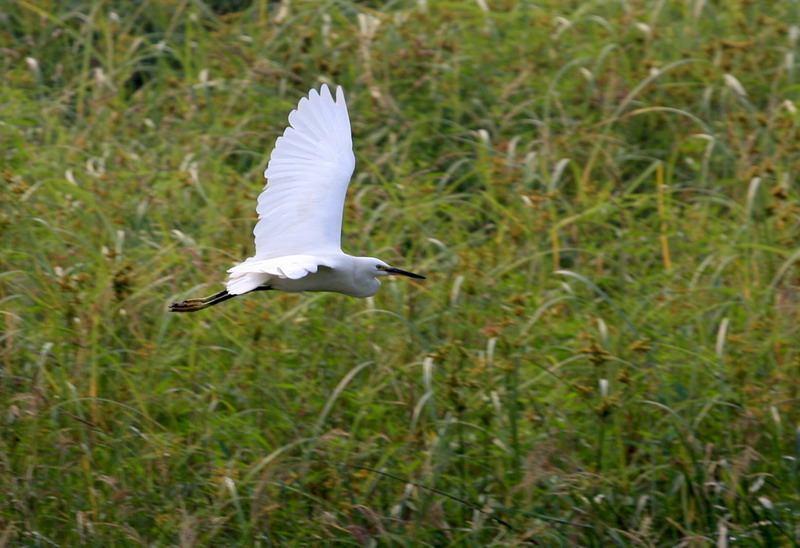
249,84,355,261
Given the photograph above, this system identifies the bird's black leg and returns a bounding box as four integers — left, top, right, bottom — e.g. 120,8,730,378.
169,286,273,312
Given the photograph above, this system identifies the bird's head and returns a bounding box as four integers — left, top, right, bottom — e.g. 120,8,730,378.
369,258,426,280
347,257,425,298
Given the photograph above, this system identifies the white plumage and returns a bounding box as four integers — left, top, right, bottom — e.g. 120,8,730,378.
170,85,424,313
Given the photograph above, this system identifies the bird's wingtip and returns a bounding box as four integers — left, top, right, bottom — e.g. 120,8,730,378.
319,83,333,101
335,85,345,103
307,83,345,106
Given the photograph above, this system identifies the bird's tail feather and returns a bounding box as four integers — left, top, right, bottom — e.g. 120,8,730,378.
226,272,270,295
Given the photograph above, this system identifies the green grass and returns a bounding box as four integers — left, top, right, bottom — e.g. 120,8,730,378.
2,0,800,545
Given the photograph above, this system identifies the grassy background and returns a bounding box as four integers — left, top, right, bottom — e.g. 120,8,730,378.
2,0,800,545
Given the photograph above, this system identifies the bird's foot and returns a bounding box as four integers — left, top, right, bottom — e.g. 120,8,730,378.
169,289,234,312
169,298,209,312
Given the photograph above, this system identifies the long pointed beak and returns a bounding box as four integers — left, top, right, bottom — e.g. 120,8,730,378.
385,267,426,279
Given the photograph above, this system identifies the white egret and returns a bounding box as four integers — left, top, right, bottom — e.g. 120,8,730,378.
170,85,424,312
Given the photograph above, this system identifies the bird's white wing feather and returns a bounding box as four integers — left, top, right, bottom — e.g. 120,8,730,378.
228,254,330,278
226,253,343,295
248,85,355,262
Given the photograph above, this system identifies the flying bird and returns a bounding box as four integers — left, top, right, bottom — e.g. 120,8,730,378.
170,85,424,312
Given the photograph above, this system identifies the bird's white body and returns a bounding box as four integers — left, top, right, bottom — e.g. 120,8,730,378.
228,253,383,298
170,85,422,312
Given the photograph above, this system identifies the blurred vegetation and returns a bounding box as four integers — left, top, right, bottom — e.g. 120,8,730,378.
2,0,799,545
